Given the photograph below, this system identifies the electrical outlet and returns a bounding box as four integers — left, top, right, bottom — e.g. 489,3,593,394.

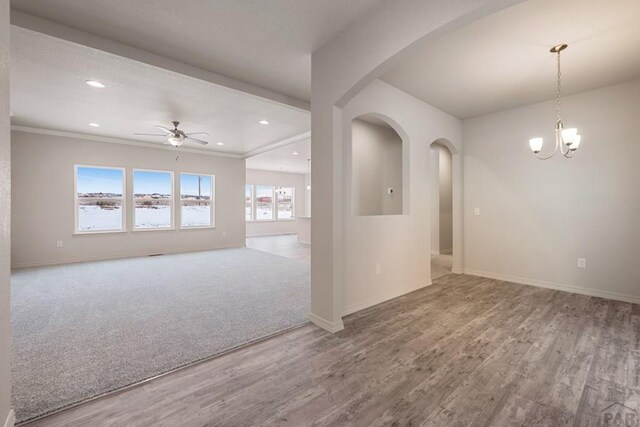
577,258,586,269
56,240,63,248
473,208,480,216
375,263,382,275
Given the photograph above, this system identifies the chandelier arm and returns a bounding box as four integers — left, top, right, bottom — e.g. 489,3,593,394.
534,137,559,160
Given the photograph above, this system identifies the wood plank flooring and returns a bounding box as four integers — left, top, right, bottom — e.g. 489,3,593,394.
24,274,639,426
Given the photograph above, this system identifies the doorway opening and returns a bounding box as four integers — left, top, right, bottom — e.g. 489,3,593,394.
430,141,453,280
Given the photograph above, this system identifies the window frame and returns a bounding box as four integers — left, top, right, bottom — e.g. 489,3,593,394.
245,184,254,222
254,185,276,222
179,172,215,229
74,164,126,235
132,168,175,231
275,187,295,221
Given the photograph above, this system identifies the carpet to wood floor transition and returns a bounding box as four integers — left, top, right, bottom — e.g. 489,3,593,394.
21,273,640,426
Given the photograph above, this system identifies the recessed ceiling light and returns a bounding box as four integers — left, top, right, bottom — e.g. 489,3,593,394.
85,80,106,88
291,152,299,155
258,120,270,125
88,122,101,127
216,142,224,146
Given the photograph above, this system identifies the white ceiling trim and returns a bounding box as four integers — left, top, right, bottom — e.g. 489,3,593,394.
243,131,311,159
11,10,311,113
11,125,243,159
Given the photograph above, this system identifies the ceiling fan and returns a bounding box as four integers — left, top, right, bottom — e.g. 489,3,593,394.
135,121,209,147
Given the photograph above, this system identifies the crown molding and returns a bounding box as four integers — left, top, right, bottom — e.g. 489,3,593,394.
11,126,244,159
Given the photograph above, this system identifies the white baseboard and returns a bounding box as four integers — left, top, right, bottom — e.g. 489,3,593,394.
439,248,452,255
451,268,464,274
308,312,344,333
3,410,15,427
246,232,297,238
342,281,432,316
464,268,640,305
11,243,245,269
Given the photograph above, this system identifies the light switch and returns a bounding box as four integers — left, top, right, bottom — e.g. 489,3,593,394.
473,208,480,216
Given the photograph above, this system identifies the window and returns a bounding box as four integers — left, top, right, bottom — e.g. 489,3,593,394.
180,173,214,228
276,187,295,220
245,185,253,221
133,169,174,229
255,185,274,221
75,165,125,233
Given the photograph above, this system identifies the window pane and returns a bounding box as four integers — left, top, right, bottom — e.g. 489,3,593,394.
76,166,124,232
134,170,173,229
255,185,274,221
276,187,294,220
245,185,253,221
180,174,213,227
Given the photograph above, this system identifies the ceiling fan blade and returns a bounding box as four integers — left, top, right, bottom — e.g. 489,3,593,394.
134,133,167,136
155,125,172,134
185,136,209,145
185,132,209,136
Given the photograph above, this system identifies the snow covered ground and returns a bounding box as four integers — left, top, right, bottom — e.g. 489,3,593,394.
78,205,122,231
78,205,212,230
135,206,172,229
181,205,212,227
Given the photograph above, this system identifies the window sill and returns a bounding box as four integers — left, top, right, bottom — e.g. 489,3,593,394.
132,228,176,232
251,219,296,223
180,226,216,230
73,230,128,236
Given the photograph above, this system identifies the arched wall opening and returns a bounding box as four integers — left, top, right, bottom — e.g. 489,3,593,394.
350,113,409,216
429,138,463,279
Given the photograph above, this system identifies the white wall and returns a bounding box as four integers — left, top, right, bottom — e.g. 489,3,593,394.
341,80,462,315
438,146,453,253
430,148,440,253
352,118,403,216
463,79,640,303
11,131,246,268
0,0,12,423
245,168,308,237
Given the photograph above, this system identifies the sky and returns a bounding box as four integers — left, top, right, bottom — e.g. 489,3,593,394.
181,174,212,197
77,167,123,194
78,167,213,196
133,170,172,194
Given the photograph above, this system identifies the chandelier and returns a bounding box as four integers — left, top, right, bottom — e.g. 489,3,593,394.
529,44,581,159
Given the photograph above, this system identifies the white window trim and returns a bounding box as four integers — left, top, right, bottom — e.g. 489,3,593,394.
74,164,126,235
255,185,276,221
245,184,254,222
132,168,175,231
249,184,297,222
179,172,215,229
276,187,295,220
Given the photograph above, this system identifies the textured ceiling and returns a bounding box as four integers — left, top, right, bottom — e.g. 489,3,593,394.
382,0,640,119
11,0,385,103
10,27,310,155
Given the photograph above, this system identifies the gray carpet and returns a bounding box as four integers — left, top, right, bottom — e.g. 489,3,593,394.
11,248,310,423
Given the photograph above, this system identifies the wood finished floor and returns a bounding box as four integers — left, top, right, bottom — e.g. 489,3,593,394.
25,274,639,426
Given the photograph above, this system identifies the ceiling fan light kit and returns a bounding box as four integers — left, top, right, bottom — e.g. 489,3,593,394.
529,44,582,160
134,120,210,147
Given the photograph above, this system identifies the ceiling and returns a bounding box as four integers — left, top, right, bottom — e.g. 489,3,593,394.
11,0,385,103
246,138,310,175
10,27,311,155
382,0,640,119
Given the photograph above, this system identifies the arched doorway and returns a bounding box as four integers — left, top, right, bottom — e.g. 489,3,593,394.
429,138,461,281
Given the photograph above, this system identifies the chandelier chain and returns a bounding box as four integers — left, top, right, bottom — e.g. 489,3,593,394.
556,50,562,123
